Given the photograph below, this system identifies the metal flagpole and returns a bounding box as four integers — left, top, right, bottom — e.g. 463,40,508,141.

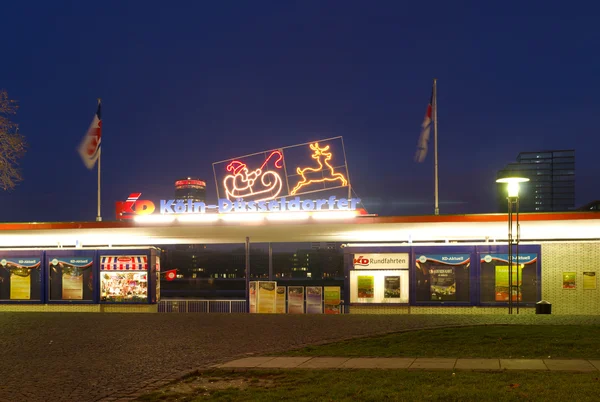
96,98,102,222
433,79,439,216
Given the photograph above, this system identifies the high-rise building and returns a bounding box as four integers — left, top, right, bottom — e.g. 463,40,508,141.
174,178,206,204
497,150,575,212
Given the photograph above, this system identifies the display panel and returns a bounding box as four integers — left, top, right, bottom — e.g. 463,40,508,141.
306,286,322,313
480,253,538,304
257,281,276,313
49,257,94,301
415,254,470,303
100,255,149,303
0,257,42,301
583,272,596,290
324,286,341,314
276,286,286,313
350,270,409,303
288,286,304,314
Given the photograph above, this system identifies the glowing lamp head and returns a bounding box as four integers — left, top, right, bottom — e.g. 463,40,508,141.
496,177,530,198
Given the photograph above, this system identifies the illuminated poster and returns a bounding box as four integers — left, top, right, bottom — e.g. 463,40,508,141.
0,258,41,300
384,276,401,299
583,272,596,290
257,281,277,313
563,272,576,289
416,254,470,303
306,286,322,314
49,257,94,301
479,253,538,304
495,265,524,301
249,281,257,313
357,276,374,298
430,268,456,301
276,286,286,313
324,286,341,314
288,286,304,314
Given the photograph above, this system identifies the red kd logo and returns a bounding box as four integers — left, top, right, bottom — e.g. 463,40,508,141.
353,256,369,266
115,193,155,220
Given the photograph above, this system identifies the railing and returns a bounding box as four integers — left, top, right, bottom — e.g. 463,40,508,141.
158,299,348,314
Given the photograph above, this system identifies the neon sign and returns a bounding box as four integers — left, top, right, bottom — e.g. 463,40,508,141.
115,193,156,220
223,150,284,202
291,143,347,195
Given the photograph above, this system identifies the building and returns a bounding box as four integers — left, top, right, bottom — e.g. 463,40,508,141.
497,150,575,212
174,178,206,204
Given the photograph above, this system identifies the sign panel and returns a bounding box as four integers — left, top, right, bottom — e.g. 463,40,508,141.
324,286,341,315
249,281,257,313
288,286,304,314
353,254,409,269
276,286,286,313
384,276,401,299
257,281,277,313
306,286,323,314
563,272,576,289
0,258,41,300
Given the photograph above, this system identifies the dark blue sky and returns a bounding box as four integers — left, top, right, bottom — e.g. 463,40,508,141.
1,1,598,222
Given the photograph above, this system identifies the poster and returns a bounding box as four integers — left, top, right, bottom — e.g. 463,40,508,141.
495,265,523,301
324,286,341,314
49,257,93,301
430,267,456,301
384,276,401,299
0,258,41,300
249,281,257,313
357,275,374,298
276,286,286,313
306,286,323,314
583,272,596,290
288,286,304,314
563,272,577,289
257,281,276,313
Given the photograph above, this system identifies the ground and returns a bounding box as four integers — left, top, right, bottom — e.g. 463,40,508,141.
1,313,599,401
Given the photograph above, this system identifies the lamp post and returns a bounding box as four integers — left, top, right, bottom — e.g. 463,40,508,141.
496,177,529,314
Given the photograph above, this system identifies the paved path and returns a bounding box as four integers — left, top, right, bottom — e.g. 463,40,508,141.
218,356,600,372
1,313,600,402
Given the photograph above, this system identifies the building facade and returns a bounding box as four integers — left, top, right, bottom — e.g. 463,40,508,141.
497,150,575,212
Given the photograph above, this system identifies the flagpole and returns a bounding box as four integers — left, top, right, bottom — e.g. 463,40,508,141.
96,98,102,222
433,78,439,216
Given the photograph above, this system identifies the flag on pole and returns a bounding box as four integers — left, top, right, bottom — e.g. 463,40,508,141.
164,270,177,281
414,92,432,163
78,102,102,169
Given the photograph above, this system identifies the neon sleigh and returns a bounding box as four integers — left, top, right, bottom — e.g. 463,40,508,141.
223,150,284,202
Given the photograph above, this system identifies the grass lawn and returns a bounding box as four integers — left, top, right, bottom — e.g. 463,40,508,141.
137,369,600,401
281,325,600,359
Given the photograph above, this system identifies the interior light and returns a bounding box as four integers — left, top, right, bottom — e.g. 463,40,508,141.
133,215,175,223
220,213,266,222
177,214,220,223
266,212,310,221
311,211,358,220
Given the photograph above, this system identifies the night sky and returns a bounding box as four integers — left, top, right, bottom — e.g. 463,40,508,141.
1,1,598,222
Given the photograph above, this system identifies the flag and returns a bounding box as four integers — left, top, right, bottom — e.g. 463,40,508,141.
414,93,432,163
164,269,177,281
78,102,102,169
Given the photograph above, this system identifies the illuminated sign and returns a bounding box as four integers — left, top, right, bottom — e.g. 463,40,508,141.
116,193,360,219
115,193,156,220
353,254,410,269
223,150,284,202
291,143,348,195
175,179,206,188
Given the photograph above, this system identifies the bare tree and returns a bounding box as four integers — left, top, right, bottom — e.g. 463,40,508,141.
0,90,27,190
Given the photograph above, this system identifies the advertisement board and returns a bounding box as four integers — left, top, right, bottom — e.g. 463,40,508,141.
306,286,323,314
257,281,277,313
49,257,94,301
353,254,409,269
0,258,41,301
276,286,286,313
324,286,341,314
288,286,304,314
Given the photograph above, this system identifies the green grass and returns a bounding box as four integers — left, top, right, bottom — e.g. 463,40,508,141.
281,325,600,358
137,369,600,401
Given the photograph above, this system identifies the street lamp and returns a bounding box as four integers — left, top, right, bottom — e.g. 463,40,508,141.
496,176,530,314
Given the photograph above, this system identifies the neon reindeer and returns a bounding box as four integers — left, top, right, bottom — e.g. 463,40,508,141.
290,142,348,195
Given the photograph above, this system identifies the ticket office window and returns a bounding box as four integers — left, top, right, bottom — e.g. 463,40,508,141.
100,255,149,303
350,269,409,304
